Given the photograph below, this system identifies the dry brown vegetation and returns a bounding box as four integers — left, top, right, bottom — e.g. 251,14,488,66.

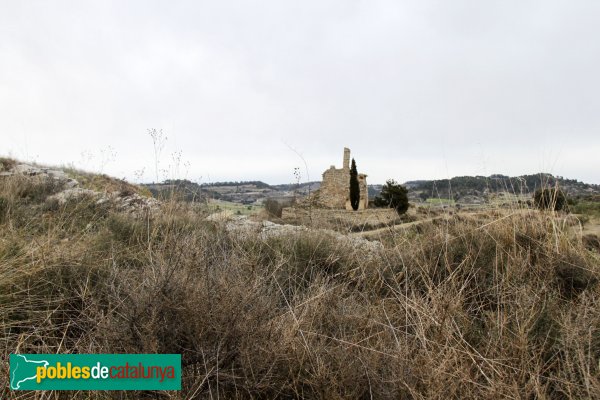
1,170,600,399
63,167,153,198
280,207,413,233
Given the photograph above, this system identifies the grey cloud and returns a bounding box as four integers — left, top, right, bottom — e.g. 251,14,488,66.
1,0,598,184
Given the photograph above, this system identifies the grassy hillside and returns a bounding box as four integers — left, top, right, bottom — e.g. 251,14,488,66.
1,163,600,398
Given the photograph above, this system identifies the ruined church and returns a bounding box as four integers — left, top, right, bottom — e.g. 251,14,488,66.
318,148,368,210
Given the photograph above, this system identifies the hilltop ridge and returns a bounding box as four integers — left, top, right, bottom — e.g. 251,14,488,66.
141,173,600,207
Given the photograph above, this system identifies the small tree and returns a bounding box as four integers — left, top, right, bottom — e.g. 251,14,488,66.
374,179,409,215
534,187,567,211
349,158,360,211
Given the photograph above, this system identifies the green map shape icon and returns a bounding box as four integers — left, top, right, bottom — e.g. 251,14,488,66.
10,354,49,389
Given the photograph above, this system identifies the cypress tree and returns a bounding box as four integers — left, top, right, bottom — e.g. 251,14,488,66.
349,158,360,211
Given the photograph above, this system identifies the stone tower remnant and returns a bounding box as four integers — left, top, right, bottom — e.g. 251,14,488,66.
319,147,368,210
343,147,350,169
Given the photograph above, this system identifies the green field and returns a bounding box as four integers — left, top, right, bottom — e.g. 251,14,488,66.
425,198,455,205
571,200,600,218
208,199,263,215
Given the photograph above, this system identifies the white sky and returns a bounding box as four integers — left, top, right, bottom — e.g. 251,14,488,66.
1,1,599,184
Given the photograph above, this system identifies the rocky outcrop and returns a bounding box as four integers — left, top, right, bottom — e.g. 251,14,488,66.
48,188,98,204
1,162,159,214
0,163,79,188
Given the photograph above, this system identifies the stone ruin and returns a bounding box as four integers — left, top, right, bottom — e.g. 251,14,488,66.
318,147,368,210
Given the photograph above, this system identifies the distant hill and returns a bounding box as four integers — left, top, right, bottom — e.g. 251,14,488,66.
271,181,321,193
200,181,274,190
403,173,600,200
142,180,296,204
142,174,599,205
143,179,207,202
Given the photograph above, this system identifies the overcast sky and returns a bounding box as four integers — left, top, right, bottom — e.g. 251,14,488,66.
1,1,599,184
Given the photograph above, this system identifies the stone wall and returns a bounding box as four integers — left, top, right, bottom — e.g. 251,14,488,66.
281,207,399,231
320,166,351,208
317,147,368,210
353,174,368,210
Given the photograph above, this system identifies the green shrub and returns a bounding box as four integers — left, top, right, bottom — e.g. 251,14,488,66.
534,187,567,211
374,179,409,215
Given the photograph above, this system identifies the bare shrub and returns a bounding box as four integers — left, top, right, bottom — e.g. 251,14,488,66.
583,234,600,252
264,198,283,218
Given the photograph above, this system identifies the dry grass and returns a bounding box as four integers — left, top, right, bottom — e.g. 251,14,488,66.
64,166,153,197
280,207,412,233
0,157,17,172
1,172,600,399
